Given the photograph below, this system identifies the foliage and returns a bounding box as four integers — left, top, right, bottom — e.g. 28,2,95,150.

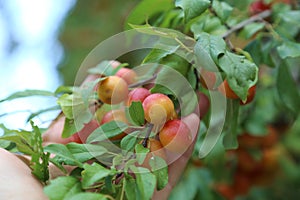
1,0,300,199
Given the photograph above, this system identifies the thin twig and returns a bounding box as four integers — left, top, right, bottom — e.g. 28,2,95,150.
142,123,154,147
222,10,272,39
128,74,157,88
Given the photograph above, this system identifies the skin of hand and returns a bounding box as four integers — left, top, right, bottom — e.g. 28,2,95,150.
152,113,200,200
0,61,200,199
0,148,48,200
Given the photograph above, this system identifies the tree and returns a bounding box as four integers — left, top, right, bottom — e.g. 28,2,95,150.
1,0,300,199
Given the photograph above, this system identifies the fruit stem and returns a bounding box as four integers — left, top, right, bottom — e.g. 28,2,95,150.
142,123,154,147
114,173,124,185
222,10,272,39
128,74,157,88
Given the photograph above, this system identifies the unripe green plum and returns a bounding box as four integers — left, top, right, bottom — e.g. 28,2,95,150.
142,93,175,126
97,76,128,104
159,119,192,153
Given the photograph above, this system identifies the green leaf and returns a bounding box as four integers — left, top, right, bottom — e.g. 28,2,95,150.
44,144,83,167
26,105,61,122
86,121,128,143
276,62,300,116
278,10,300,28
124,0,174,29
120,133,139,151
0,125,34,155
124,175,138,200
160,53,190,76
81,162,113,189
57,94,75,119
128,101,145,126
54,86,75,95
187,66,197,89
104,175,116,194
239,22,265,39
196,32,226,65
149,156,168,190
212,0,233,22
130,166,157,200
218,51,258,101
135,144,150,165
66,193,108,200
277,41,300,59
169,168,214,200
0,140,12,149
143,47,180,64
57,93,93,138
244,40,262,66
191,14,227,38
62,118,78,138
87,60,128,76
175,0,211,22
66,143,108,163
222,99,240,149
44,176,82,200
0,89,54,103
194,37,218,71
29,121,50,183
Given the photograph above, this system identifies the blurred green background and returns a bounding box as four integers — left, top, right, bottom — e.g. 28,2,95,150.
58,0,139,85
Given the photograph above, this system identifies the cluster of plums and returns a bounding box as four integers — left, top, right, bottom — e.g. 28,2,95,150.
72,63,205,169
70,62,258,171
99,74,192,145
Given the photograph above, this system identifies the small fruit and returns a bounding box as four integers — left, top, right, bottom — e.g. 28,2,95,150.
142,93,175,126
100,109,128,140
126,88,150,106
200,69,217,90
97,76,128,104
249,0,271,16
214,183,235,200
159,119,192,153
71,119,99,143
261,145,281,172
233,172,252,195
240,85,256,105
218,80,239,99
141,138,167,169
238,133,263,148
261,125,278,148
236,149,262,173
116,68,137,85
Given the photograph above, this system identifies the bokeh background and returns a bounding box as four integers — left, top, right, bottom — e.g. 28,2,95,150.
0,0,138,129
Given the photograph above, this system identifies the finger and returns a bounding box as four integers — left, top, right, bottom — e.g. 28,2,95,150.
0,148,48,200
152,113,200,200
42,73,102,145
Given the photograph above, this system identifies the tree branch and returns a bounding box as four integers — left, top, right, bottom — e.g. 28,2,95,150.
128,74,157,88
222,10,272,39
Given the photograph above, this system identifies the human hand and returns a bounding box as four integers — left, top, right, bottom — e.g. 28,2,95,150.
0,61,201,200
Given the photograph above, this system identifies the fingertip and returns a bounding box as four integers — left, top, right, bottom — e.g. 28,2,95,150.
182,113,200,139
